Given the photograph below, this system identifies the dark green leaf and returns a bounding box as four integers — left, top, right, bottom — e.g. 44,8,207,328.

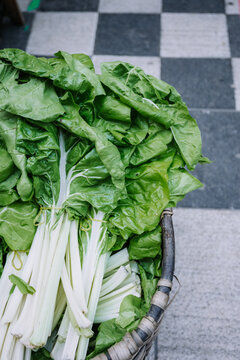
0,202,38,250
129,226,162,260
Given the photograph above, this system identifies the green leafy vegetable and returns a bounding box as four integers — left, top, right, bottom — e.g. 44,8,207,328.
0,49,209,360
9,274,36,295
0,202,38,250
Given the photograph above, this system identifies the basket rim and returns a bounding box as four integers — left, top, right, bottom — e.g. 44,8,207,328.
93,208,175,360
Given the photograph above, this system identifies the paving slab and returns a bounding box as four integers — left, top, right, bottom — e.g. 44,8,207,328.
179,110,240,209
95,14,160,56
161,14,230,58
26,12,98,56
150,208,240,360
162,0,225,13
0,12,34,50
99,0,161,13
161,59,235,109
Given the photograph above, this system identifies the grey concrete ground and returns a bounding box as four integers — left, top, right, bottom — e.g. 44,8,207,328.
147,208,240,360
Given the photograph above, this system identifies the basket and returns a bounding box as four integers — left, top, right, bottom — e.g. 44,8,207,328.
93,208,175,360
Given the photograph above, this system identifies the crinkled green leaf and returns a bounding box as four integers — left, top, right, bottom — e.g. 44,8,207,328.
100,62,172,127
0,202,38,250
0,148,14,182
115,295,146,329
0,62,64,122
0,49,97,97
138,265,158,306
139,257,162,278
130,129,172,166
168,154,203,206
0,189,19,206
55,51,105,99
9,274,36,295
95,95,131,123
123,113,148,145
100,61,202,169
58,92,125,191
110,151,175,238
0,48,52,77
0,169,20,192
171,111,202,170
0,111,33,201
17,120,60,206
129,226,162,260
65,149,125,213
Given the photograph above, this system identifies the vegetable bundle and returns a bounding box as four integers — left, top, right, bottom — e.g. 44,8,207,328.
0,48,209,359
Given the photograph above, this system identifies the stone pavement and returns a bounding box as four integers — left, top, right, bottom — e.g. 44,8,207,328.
147,208,240,360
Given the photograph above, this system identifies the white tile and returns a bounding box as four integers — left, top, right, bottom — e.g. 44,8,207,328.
99,0,161,13
17,0,31,11
161,14,230,58
225,0,240,14
27,12,98,56
232,58,240,110
92,55,161,78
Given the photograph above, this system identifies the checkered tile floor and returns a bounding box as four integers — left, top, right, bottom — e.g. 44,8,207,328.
1,2,240,360
1,0,240,210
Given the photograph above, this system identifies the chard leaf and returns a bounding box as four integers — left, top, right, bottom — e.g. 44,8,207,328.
130,129,173,165
0,62,64,122
16,120,60,206
138,265,158,306
58,92,125,191
123,113,148,145
168,153,203,206
9,274,35,295
0,48,53,77
0,111,33,201
115,295,147,329
100,61,202,169
170,111,202,170
129,226,162,260
0,49,98,98
0,189,19,206
0,202,38,250
55,51,105,99
0,148,14,182
199,155,213,164
110,151,175,238
100,62,173,127
87,319,126,359
95,95,131,123
0,169,20,192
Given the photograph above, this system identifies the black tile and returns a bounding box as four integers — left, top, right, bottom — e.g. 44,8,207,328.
179,110,240,209
227,15,240,57
162,0,225,13
94,14,160,56
39,0,99,11
0,12,34,50
161,58,235,109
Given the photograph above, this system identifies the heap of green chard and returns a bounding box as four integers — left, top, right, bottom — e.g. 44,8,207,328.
0,49,210,359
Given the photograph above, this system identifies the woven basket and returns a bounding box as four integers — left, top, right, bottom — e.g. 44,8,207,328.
93,208,175,360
